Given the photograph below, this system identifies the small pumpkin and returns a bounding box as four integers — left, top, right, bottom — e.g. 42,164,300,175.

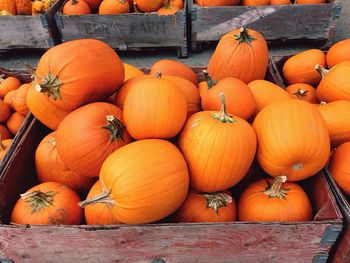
133,0,165,12
7,112,25,135
285,83,318,103
15,0,32,15
241,0,270,5
0,75,21,98
330,142,350,196
0,98,11,122
12,83,31,116
157,0,179,15
10,182,83,225
63,0,91,15
3,89,16,109
0,124,11,140
194,0,240,6
99,0,130,14
326,39,350,68
0,135,12,161
238,176,313,221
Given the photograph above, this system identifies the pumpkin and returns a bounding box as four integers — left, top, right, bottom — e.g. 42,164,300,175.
63,0,91,15
282,49,326,85
0,135,12,161
330,142,350,195
286,83,318,103
238,176,313,221
157,0,179,15
32,0,44,14
316,61,350,102
7,112,25,135
295,0,326,3
12,83,31,115
175,191,236,223
43,0,56,11
247,80,290,113
253,99,330,181
270,0,291,4
0,0,17,14
0,76,21,98
79,139,189,224
28,39,124,129
0,124,11,140
171,0,183,8
123,63,145,82
83,0,102,12
207,27,268,84
123,73,187,140
0,98,11,122
318,100,350,147
56,102,132,178
178,93,257,192
15,0,32,15
99,0,130,14
194,0,240,6
200,71,256,120
326,39,350,68
3,89,16,109
133,0,165,12
35,132,96,194
82,180,121,225
242,0,270,5
149,60,198,85
11,182,83,225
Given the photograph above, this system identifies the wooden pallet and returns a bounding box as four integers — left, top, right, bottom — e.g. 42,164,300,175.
189,0,342,52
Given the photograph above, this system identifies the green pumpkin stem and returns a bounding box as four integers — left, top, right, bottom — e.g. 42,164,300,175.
315,64,329,79
102,115,125,142
202,70,217,89
264,176,289,199
234,27,256,44
20,190,58,214
78,180,116,208
212,92,236,123
200,192,232,213
293,89,309,100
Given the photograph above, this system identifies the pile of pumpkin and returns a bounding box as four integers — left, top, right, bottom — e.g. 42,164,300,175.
8,27,350,226
195,0,328,7
0,0,56,15
62,0,184,15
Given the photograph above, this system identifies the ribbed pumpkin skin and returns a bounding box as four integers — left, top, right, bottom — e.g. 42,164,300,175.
238,178,313,221
123,75,187,140
99,139,189,224
56,102,132,178
253,100,330,181
242,0,270,5
201,77,256,120
10,182,83,225
0,0,17,14
282,49,326,85
99,0,130,14
286,83,318,103
178,111,257,192
330,142,350,195
84,180,121,225
134,0,165,12
175,191,236,223
35,132,96,194
247,80,290,113
318,100,350,147
195,0,240,6
207,28,268,84
15,0,32,15
123,63,145,82
316,61,350,102
326,39,350,68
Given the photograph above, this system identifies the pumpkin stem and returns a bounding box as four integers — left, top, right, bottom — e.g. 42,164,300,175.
102,115,125,142
202,70,217,89
200,192,232,213
293,89,309,100
164,0,171,8
71,0,78,5
78,180,116,208
315,64,329,78
133,2,141,13
212,92,236,123
154,72,162,79
320,101,327,105
263,176,289,199
234,27,256,45
20,190,58,214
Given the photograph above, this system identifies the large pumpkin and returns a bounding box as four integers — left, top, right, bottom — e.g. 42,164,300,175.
207,27,268,84
56,102,132,178
253,99,330,181
133,0,165,12
10,182,83,225
178,93,257,192
195,0,240,6
326,39,350,68
238,176,313,221
330,142,350,195
123,73,187,140
79,139,189,224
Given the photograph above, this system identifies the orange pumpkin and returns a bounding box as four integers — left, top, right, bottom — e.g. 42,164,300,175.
12,83,31,116
282,49,326,85
0,98,11,122
79,139,189,224
0,76,21,98
238,176,313,221
171,0,183,8
330,142,350,195
318,100,350,147
0,135,12,161
133,0,165,12
200,71,256,120
3,89,16,109
178,93,257,192
123,63,145,82
35,132,96,194
242,0,270,5
123,73,187,140
195,0,240,6
63,0,91,15
11,182,83,225
15,0,32,15
326,39,350,68
253,99,330,181
316,61,350,102
0,0,17,14
0,124,11,140
175,191,236,223
82,0,102,12
6,112,25,135
270,0,291,4
149,60,198,85
208,27,268,84
285,83,318,103
56,102,132,178
157,0,179,15
295,0,326,3
99,0,130,14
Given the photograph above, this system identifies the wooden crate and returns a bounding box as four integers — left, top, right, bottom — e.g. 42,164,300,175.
189,0,342,51
0,3,62,51
54,0,188,58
